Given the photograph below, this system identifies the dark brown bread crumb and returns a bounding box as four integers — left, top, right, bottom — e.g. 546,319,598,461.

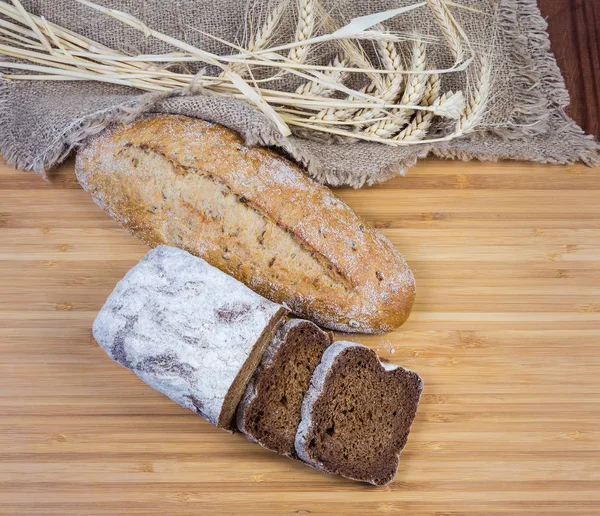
237,320,331,456
295,342,423,485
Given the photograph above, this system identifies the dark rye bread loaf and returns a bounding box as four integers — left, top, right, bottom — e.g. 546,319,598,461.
92,246,287,430
295,342,423,486
76,115,415,334
236,319,332,456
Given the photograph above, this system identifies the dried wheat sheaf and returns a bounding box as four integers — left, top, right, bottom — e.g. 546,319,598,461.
0,0,492,146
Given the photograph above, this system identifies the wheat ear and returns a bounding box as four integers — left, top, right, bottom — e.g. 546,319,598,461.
427,0,463,64
394,85,466,141
393,74,440,141
226,2,286,77
432,90,465,119
0,0,482,145
295,54,349,97
455,56,490,135
349,36,404,124
288,0,315,63
314,0,384,91
247,3,287,54
363,39,428,138
311,33,403,124
309,82,375,122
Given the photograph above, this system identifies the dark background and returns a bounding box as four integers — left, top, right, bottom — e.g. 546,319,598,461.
539,0,599,138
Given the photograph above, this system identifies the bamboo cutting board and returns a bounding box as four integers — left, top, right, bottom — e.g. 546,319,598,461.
0,157,599,515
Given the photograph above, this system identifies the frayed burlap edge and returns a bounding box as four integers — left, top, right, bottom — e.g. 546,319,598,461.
0,79,17,167
0,83,167,175
432,0,599,167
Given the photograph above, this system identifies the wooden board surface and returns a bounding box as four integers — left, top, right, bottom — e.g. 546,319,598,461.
1,157,599,515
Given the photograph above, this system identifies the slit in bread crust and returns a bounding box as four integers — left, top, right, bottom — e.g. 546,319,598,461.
120,143,354,292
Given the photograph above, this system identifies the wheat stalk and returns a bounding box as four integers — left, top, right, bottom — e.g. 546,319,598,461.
454,56,490,135
227,1,287,77
308,82,371,123
395,39,428,114
392,80,474,141
288,0,315,63
295,54,348,97
379,35,402,75
348,35,404,125
427,0,463,64
314,0,385,91
363,39,428,138
0,0,490,147
393,73,440,141
308,31,404,124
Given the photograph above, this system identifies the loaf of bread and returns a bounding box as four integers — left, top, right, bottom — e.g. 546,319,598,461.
92,246,287,430
76,115,415,333
236,319,332,456
295,342,423,486
93,247,422,484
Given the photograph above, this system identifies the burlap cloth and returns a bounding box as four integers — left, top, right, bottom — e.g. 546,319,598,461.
1,0,598,187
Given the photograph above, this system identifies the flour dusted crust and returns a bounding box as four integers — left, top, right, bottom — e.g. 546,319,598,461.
76,115,415,333
236,319,332,456
295,341,423,485
92,246,287,430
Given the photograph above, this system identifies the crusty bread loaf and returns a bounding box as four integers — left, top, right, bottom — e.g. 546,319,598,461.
236,319,332,456
93,246,287,430
76,115,415,333
295,342,423,485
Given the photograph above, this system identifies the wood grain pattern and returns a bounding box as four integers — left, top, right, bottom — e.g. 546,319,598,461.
538,0,600,137
1,157,600,514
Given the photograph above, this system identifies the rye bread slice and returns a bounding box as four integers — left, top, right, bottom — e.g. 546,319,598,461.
295,342,423,486
236,319,332,456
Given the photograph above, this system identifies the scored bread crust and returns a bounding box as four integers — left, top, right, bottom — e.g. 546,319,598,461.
75,115,415,334
295,341,423,485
